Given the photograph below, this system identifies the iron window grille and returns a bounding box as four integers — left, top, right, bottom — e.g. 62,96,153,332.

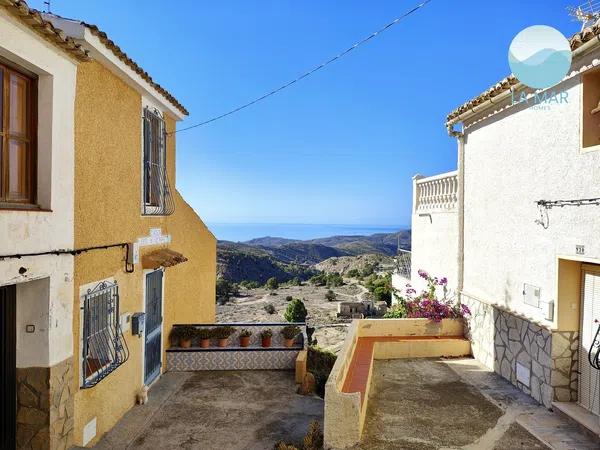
142,107,175,215
81,281,129,389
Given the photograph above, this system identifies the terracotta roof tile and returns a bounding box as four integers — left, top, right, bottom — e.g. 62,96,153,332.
0,0,90,61
82,22,188,116
447,21,600,124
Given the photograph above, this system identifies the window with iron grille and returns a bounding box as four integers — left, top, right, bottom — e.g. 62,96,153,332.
142,107,174,215
81,281,129,388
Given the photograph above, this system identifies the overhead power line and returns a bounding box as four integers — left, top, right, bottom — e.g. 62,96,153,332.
171,0,432,134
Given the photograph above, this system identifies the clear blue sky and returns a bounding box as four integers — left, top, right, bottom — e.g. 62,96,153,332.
30,0,580,226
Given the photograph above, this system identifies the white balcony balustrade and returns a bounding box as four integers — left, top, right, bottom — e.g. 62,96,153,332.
414,171,458,213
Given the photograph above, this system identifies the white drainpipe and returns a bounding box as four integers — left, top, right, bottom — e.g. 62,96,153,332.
447,125,465,295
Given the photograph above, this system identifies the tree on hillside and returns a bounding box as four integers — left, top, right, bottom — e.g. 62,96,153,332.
284,298,308,323
265,277,279,290
326,273,344,288
325,290,336,302
364,273,393,306
309,273,327,286
346,268,360,279
216,278,239,304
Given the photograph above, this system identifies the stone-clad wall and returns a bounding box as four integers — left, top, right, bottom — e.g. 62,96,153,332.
16,358,74,450
462,294,579,409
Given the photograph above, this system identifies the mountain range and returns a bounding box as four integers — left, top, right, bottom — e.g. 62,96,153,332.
217,230,411,283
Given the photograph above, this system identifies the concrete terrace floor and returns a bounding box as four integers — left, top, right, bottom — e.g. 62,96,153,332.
84,370,323,450
354,358,599,450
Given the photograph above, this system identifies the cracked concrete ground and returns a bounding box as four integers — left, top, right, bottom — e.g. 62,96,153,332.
85,370,323,450
354,358,598,450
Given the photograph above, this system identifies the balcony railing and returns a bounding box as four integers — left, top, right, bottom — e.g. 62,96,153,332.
395,249,411,280
414,171,458,213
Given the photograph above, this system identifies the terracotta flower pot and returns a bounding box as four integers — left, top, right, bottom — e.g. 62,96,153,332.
200,338,210,348
180,339,192,348
283,338,294,348
261,336,272,348
240,336,251,347
218,338,229,348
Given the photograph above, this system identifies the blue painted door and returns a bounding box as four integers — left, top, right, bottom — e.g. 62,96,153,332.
145,271,163,385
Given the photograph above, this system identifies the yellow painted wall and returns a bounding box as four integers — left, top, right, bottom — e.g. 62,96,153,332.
72,60,216,447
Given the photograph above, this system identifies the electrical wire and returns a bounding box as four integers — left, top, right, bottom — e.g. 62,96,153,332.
170,0,432,134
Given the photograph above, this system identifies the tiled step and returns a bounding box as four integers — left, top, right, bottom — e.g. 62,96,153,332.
552,401,600,440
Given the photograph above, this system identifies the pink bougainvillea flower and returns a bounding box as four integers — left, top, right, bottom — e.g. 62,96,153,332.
417,269,429,279
439,277,448,286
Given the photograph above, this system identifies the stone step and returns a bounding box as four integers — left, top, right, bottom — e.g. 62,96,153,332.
552,401,600,441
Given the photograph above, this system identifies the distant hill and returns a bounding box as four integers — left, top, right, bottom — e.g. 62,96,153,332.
217,230,410,283
315,254,395,275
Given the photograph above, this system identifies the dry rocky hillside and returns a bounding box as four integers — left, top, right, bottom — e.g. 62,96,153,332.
315,253,395,275
217,282,372,353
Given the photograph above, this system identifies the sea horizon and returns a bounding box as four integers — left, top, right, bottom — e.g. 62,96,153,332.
207,222,408,243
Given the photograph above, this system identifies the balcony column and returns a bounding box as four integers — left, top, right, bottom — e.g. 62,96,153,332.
412,174,424,213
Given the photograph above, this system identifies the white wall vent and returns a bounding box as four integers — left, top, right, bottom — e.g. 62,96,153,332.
516,362,531,387
523,283,541,308
83,417,97,446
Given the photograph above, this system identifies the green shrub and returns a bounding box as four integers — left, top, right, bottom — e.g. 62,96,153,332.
346,268,360,278
364,273,393,306
212,326,236,339
289,277,302,286
383,303,407,318
326,273,344,288
260,329,273,338
264,303,276,314
309,273,326,286
284,298,308,323
280,325,301,340
216,278,239,304
325,290,336,302
308,346,337,398
239,329,252,337
265,277,279,290
196,328,213,340
240,280,259,289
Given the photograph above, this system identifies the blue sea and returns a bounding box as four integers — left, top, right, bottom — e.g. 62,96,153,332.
207,223,406,243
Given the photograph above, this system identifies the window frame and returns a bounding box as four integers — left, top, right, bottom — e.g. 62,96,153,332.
0,60,38,207
80,280,129,388
141,106,174,215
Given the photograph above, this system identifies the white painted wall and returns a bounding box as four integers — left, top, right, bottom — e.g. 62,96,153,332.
460,52,600,326
409,211,459,295
0,9,77,367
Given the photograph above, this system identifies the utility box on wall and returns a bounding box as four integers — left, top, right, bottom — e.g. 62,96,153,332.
131,312,146,337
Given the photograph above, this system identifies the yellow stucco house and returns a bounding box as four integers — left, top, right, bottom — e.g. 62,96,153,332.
0,2,215,449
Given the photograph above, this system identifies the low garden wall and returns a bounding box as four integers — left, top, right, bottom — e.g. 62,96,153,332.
324,318,470,449
166,323,306,371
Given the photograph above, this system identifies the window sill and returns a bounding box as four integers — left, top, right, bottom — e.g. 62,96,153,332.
0,204,52,212
581,144,600,154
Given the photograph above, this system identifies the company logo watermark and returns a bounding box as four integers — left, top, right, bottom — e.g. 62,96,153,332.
508,25,572,110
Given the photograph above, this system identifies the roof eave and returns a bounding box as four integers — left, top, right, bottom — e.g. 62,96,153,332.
446,22,600,127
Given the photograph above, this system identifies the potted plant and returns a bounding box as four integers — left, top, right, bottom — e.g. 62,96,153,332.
281,325,301,348
239,329,252,347
169,325,196,348
260,329,273,348
197,328,212,348
212,326,236,347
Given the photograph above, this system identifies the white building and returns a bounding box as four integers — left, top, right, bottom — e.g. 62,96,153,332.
398,23,600,435
0,5,85,449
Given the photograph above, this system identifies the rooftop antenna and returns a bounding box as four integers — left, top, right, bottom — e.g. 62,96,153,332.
43,0,51,13
568,1,600,30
